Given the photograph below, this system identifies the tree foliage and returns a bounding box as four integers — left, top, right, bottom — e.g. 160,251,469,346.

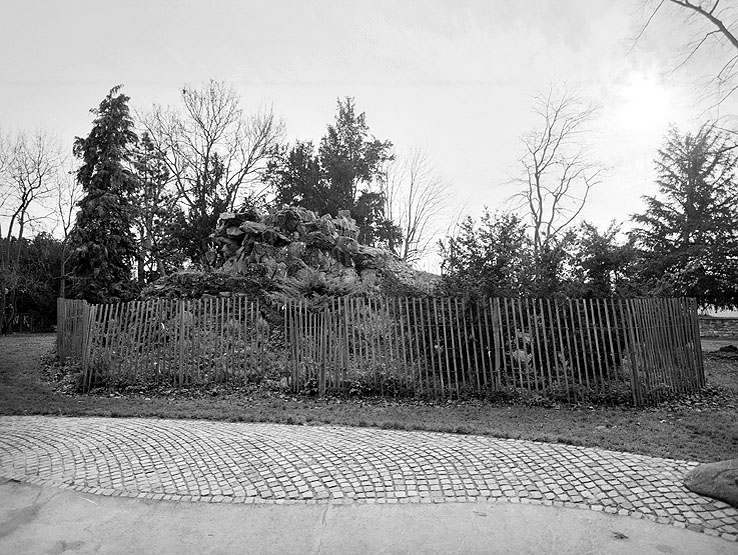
130,132,181,281
439,210,640,300
68,85,139,303
266,97,400,248
565,222,639,298
139,80,284,266
439,210,536,298
631,123,738,308
0,233,63,330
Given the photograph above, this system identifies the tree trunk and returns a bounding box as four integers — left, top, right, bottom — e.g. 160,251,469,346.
137,229,146,285
60,254,66,299
8,288,17,333
155,254,167,277
0,286,7,335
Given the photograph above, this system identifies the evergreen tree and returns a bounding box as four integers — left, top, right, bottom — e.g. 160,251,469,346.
131,132,181,281
139,80,283,266
166,152,228,267
266,97,400,247
68,85,139,302
565,222,639,298
631,124,738,309
439,210,536,298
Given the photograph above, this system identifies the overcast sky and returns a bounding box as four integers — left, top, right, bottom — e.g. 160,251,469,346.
1,0,735,270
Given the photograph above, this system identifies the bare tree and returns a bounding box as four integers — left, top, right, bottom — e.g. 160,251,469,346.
52,164,81,297
0,128,63,332
0,131,11,227
635,1,738,108
140,80,285,212
512,86,604,259
383,148,452,265
137,80,284,265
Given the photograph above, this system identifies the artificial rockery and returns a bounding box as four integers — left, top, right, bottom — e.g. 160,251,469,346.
141,206,438,301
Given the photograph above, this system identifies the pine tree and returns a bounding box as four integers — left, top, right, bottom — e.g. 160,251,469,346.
68,85,139,303
439,210,536,298
631,124,738,309
265,97,400,247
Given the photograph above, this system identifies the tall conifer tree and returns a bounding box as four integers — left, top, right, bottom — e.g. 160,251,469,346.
265,97,399,247
631,124,738,308
68,86,138,302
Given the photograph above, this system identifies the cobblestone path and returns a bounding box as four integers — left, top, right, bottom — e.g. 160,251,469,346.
1,416,736,542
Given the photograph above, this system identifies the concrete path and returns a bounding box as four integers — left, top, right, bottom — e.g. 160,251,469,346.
2,477,736,555
0,416,737,553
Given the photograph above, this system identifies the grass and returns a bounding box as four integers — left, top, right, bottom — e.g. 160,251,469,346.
1,333,737,463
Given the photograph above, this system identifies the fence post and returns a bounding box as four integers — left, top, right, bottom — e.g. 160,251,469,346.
56,298,64,362
178,300,185,387
81,301,96,391
688,298,706,389
622,299,642,406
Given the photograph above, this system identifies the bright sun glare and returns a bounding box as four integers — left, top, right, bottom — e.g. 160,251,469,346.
614,73,674,135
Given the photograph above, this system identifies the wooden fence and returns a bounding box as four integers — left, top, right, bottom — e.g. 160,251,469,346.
57,299,92,363
59,296,271,392
57,296,705,405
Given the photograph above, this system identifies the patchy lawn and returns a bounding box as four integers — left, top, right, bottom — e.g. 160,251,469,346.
1,333,736,463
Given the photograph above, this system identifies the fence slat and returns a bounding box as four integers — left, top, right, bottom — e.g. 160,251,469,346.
551,300,571,403
513,298,527,392
526,299,540,393
446,297,460,396
572,299,589,392
587,299,603,391
489,298,501,390
538,298,553,392
420,297,437,394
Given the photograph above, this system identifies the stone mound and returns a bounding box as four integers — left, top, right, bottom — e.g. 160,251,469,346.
210,206,439,297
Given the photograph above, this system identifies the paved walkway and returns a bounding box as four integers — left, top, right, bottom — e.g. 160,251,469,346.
0,416,736,545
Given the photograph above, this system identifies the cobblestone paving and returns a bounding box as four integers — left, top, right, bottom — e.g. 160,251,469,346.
1,416,736,542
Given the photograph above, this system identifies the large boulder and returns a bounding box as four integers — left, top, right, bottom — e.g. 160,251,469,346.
684,459,738,507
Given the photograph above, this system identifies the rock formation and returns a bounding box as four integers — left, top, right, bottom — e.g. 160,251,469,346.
210,206,438,297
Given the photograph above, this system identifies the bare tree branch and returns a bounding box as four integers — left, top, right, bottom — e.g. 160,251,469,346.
631,0,667,49
511,85,604,257
671,0,738,50
636,0,738,106
382,148,452,265
0,128,64,331
138,80,285,214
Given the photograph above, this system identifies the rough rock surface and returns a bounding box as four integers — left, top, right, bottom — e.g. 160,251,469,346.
684,458,738,507
210,206,439,297
140,269,273,300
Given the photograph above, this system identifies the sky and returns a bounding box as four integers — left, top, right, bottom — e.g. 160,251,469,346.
1,0,735,271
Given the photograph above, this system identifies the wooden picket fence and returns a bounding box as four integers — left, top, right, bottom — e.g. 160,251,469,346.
58,296,272,392
57,296,705,405
283,296,704,405
56,299,93,363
